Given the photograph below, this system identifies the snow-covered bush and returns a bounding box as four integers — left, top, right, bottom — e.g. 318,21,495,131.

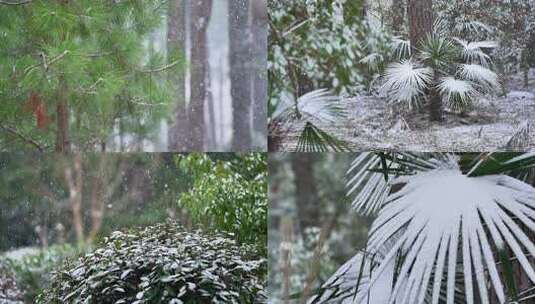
7,245,78,303
36,223,267,304
0,260,24,303
268,0,367,98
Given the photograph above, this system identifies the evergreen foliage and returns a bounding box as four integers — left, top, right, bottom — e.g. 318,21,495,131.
36,223,267,304
0,1,181,151
177,153,267,253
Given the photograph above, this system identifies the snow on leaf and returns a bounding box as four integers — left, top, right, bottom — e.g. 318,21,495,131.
366,169,535,304
459,64,499,93
453,38,497,66
437,77,477,112
381,60,433,109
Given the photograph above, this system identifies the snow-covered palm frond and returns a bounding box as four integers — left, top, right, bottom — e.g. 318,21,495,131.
309,251,394,304
297,89,347,123
437,77,477,112
359,53,384,71
459,64,500,93
271,89,347,124
391,37,411,60
346,153,455,215
381,60,433,108
453,38,497,66
365,168,535,304
457,20,493,36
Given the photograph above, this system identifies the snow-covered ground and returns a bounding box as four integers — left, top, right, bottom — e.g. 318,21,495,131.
282,69,535,151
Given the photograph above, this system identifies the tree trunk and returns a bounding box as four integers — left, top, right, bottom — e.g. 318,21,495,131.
229,0,253,151
429,71,443,121
189,0,212,150
251,0,268,149
64,154,84,244
55,78,70,153
408,0,433,50
168,0,189,151
291,153,320,234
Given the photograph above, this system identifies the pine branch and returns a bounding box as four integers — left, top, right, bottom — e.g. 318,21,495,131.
23,50,70,75
140,60,181,73
0,0,32,5
0,123,45,152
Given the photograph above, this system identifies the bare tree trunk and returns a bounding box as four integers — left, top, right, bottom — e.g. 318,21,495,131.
430,71,443,121
280,216,293,304
168,0,189,151
291,153,320,234
251,0,267,149
408,0,433,50
408,0,440,121
64,153,84,244
55,77,70,152
189,0,212,150
230,0,253,151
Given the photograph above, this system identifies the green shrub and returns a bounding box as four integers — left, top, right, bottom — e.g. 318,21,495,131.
7,245,78,303
0,259,24,303
178,153,267,253
36,222,267,304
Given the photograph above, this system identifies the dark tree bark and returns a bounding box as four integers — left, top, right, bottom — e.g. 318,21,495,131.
55,77,70,152
291,153,320,234
408,0,433,50
251,0,267,149
229,0,253,151
189,0,213,150
167,0,189,151
408,0,441,121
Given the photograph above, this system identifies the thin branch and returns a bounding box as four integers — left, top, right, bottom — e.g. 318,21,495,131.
139,60,181,73
24,50,69,75
0,123,45,152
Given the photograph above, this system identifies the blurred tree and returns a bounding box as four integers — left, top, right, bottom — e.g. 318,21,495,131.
167,0,189,151
230,0,253,150
291,154,320,234
251,0,268,149
189,0,213,150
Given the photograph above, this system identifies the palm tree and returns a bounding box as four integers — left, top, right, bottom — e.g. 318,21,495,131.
311,152,535,304
382,34,499,120
268,89,349,152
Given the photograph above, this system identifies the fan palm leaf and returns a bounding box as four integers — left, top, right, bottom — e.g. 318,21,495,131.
453,38,497,66
459,64,500,93
437,77,477,112
296,122,349,152
270,89,349,152
341,153,535,304
381,60,433,108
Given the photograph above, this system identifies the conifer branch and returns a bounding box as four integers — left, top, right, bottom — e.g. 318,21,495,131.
140,60,181,73
0,0,32,5
0,123,45,152
24,50,70,75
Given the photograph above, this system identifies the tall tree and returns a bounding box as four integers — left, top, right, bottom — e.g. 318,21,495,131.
251,0,268,149
291,153,320,234
229,0,253,151
408,0,441,121
189,0,213,150
408,0,433,50
168,0,189,151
